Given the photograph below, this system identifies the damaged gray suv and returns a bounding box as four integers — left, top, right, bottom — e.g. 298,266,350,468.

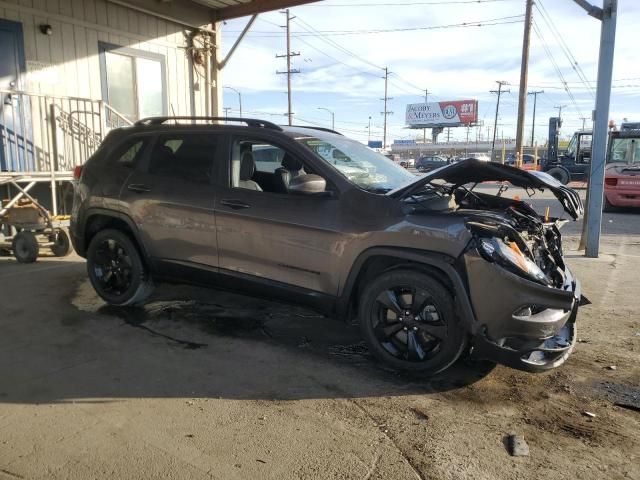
71,117,584,374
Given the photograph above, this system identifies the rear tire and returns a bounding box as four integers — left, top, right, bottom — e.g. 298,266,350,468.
547,167,570,185
86,229,153,306
358,269,467,374
603,195,617,213
50,227,73,257
12,231,39,263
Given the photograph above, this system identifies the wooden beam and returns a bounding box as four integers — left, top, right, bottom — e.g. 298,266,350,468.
215,0,320,21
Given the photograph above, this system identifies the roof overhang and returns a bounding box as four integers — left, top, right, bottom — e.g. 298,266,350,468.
117,0,321,26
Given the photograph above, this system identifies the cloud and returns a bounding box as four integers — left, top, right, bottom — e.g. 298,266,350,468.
221,0,639,143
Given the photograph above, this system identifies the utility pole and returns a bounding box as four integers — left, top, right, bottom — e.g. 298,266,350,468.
580,116,590,130
554,104,567,120
381,67,393,148
224,86,242,118
317,107,335,130
423,89,429,143
367,116,372,143
276,9,300,126
223,107,231,122
528,90,543,146
575,0,617,258
491,81,510,162
515,0,534,164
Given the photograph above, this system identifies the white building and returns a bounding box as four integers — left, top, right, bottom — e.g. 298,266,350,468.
0,0,314,212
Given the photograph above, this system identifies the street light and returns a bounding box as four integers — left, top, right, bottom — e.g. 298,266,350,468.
317,107,335,130
224,86,242,118
367,116,372,143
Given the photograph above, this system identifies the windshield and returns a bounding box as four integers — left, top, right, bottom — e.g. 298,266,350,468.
294,133,415,192
608,137,640,164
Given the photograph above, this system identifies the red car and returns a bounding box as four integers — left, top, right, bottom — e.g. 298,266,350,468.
604,125,640,211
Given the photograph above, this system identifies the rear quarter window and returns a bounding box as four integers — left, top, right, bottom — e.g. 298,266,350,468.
107,137,149,167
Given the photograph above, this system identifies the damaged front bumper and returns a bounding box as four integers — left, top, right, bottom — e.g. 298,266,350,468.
465,251,582,373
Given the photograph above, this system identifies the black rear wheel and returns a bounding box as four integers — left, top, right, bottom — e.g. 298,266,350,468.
86,229,153,306
50,227,73,257
12,231,39,263
359,270,467,374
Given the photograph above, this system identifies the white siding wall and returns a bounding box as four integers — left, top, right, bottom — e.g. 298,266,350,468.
0,0,207,116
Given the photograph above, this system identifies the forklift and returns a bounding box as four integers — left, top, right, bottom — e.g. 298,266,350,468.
542,117,592,185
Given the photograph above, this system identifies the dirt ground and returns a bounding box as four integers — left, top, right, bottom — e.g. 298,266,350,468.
0,232,639,480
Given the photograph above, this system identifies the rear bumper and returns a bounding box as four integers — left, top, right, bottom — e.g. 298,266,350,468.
604,188,640,207
465,253,581,372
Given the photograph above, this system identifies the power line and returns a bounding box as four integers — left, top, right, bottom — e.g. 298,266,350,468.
534,0,595,98
234,15,524,37
292,15,384,70
303,0,517,6
531,19,584,117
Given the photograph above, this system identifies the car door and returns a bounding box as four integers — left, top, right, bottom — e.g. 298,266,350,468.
213,133,344,295
120,131,222,270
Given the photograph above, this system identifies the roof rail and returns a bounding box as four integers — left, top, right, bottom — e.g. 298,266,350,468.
134,116,283,131
289,125,343,136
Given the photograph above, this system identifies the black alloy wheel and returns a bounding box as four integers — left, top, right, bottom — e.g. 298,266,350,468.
86,229,153,306
359,270,466,374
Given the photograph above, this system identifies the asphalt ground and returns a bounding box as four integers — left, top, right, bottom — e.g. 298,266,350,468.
0,181,638,479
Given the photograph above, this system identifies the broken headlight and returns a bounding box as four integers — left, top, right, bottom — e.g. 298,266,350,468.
478,237,552,286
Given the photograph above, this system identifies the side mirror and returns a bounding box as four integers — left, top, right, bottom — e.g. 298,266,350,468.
289,174,329,195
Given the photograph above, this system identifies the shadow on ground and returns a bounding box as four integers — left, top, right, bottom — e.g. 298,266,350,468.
0,260,495,404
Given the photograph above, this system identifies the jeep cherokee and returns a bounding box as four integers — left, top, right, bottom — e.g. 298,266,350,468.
71,117,584,374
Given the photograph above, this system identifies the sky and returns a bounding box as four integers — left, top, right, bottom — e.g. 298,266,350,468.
219,0,640,146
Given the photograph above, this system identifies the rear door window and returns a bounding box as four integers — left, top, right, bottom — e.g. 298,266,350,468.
148,134,219,184
109,137,149,167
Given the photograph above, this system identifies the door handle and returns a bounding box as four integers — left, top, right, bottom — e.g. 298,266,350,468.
221,199,251,210
127,183,151,193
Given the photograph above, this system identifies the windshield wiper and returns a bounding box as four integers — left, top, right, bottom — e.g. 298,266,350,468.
366,187,392,194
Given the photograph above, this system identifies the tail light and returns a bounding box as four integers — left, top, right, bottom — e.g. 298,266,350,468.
73,165,83,180
605,177,617,187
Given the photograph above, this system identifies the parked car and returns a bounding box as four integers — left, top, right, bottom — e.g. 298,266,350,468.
464,152,491,162
71,117,584,374
399,158,415,168
416,155,449,172
506,153,540,170
604,125,640,211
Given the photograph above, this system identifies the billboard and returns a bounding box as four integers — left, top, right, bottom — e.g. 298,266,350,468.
368,140,383,149
406,100,478,128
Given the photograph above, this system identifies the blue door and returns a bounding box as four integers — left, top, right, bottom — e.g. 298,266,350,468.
0,19,31,172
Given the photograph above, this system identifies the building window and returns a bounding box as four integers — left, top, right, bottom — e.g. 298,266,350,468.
99,43,166,122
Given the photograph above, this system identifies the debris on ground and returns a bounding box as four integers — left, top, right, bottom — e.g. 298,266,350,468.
507,435,530,457
582,411,596,418
607,365,617,371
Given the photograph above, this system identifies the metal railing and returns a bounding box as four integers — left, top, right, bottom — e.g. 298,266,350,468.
0,90,132,174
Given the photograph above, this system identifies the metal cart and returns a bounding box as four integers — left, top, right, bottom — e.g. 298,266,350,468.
0,176,73,263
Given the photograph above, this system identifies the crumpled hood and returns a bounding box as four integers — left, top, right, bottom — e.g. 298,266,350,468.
387,158,584,220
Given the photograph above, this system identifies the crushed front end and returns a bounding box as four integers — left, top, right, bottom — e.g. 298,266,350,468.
390,159,587,372
458,190,583,372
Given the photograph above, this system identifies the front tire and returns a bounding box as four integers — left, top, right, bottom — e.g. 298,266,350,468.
86,229,153,306
603,195,618,213
547,167,570,185
12,231,39,263
358,269,467,374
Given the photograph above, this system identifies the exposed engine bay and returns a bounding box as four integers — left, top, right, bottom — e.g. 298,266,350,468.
389,159,585,289
454,188,568,288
